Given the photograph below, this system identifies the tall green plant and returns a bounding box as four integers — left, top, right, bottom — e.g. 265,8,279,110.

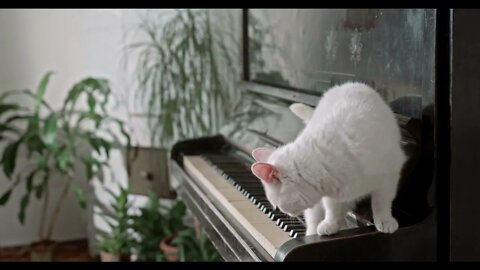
96,185,135,258
0,72,131,243
127,9,239,148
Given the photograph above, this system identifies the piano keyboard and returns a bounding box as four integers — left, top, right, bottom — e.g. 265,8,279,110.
183,154,306,258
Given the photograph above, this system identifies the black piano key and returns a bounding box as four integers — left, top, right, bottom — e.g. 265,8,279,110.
276,218,300,227
261,205,274,213
237,183,263,188
244,191,264,199
283,224,305,232
252,198,269,205
268,210,284,218
217,167,251,173
244,190,265,197
295,232,306,237
243,190,264,198
290,229,307,238
233,176,261,182
222,172,256,177
269,211,289,221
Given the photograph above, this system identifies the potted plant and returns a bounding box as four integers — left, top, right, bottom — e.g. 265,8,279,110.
168,228,221,262
130,190,220,262
0,72,131,261
130,191,169,262
157,199,188,261
156,197,220,262
96,185,135,262
130,190,185,261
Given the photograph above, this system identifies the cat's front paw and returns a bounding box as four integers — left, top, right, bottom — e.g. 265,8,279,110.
374,216,399,233
316,220,340,236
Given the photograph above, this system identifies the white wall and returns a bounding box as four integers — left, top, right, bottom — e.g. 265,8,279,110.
0,9,91,247
0,9,242,255
0,9,136,249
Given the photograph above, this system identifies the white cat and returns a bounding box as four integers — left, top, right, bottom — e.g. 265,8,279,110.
250,82,406,236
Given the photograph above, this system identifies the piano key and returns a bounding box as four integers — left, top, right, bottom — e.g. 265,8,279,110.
183,155,294,258
200,154,306,235
290,230,307,238
283,224,305,232
261,205,274,213
252,198,269,205
289,226,306,235
276,218,300,227
268,210,285,218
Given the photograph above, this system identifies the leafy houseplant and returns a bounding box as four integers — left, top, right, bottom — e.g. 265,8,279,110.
131,191,220,261
132,191,186,261
96,185,135,262
170,228,221,262
0,72,131,261
130,191,169,261
127,9,239,148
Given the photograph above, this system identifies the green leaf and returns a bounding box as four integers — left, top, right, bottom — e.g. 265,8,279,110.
35,71,54,115
25,134,45,156
82,156,101,181
3,115,30,125
87,137,111,158
25,170,37,192
37,155,48,170
63,83,85,110
78,111,102,128
0,124,19,134
35,176,47,199
0,189,13,206
42,113,57,149
56,146,72,173
88,137,101,155
0,103,21,116
0,141,20,178
72,184,86,209
87,93,96,112
18,193,30,224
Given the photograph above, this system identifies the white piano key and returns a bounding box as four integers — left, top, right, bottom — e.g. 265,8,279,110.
183,155,292,258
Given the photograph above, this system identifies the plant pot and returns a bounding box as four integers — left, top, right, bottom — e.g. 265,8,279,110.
30,240,56,261
159,234,178,262
100,251,130,262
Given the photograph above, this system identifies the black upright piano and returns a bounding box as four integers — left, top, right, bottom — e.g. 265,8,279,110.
170,9,479,261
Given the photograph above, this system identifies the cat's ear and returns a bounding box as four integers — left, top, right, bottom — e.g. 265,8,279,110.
251,162,278,184
252,147,275,162
289,103,314,123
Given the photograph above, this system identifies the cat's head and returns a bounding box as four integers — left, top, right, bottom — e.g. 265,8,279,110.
250,146,319,217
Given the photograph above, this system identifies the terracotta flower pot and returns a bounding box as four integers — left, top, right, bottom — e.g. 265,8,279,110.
159,234,178,262
30,240,56,261
100,251,130,262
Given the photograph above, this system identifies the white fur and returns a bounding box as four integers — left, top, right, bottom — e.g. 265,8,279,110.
251,82,406,236
289,103,314,124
